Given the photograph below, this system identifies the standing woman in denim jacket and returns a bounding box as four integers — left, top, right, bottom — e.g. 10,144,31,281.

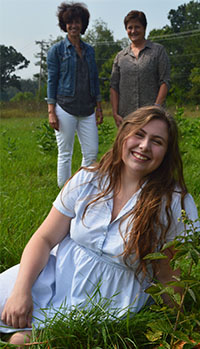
47,2,103,188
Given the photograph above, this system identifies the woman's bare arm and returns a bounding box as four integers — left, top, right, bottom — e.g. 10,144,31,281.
110,88,123,128
155,83,168,106
155,247,182,308
1,207,71,328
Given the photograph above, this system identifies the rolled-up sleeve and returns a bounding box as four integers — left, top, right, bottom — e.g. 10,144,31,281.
110,53,120,93
157,46,170,90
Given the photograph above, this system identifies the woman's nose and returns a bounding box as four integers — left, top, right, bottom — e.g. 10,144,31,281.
139,138,149,150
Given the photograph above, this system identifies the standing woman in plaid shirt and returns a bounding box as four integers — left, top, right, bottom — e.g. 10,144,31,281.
110,10,170,127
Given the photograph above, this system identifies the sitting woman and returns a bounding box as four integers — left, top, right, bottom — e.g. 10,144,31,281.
0,106,199,346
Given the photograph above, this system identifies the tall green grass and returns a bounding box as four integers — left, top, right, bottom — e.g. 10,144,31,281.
0,115,116,271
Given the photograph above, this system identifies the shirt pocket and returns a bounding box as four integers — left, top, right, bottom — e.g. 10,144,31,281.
140,54,157,75
60,54,70,73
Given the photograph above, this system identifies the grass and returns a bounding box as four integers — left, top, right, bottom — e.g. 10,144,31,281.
0,113,116,272
0,105,200,348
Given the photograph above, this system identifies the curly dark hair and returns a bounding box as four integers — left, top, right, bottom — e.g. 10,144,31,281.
57,2,90,34
124,10,147,30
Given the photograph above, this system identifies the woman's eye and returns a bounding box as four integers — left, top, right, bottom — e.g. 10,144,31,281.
135,132,143,137
153,139,162,145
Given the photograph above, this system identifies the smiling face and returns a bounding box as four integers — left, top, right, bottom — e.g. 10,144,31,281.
66,17,82,39
121,119,168,181
126,18,145,45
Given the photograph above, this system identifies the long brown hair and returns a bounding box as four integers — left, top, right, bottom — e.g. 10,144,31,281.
83,106,187,277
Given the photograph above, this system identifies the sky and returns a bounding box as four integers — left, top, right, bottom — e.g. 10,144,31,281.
0,0,191,79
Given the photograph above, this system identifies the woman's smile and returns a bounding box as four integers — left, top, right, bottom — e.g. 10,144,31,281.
66,18,82,37
131,151,150,161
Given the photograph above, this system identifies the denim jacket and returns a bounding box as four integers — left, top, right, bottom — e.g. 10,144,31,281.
47,36,101,104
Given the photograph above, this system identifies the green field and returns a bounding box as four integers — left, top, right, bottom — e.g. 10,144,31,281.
0,109,200,348
0,114,117,271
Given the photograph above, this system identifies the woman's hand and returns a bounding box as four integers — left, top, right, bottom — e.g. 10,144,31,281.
48,111,59,131
155,247,182,308
1,291,33,329
110,88,123,128
114,113,123,128
95,108,103,125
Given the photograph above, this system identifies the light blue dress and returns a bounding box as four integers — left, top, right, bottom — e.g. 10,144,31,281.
0,169,199,333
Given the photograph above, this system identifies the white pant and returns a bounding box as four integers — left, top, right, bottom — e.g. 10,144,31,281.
55,104,98,187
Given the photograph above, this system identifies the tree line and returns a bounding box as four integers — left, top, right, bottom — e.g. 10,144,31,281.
0,0,199,105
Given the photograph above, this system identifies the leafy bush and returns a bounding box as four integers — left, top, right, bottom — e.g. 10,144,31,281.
36,120,57,153
98,119,115,148
145,212,200,348
175,107,200,149
10,91,34,102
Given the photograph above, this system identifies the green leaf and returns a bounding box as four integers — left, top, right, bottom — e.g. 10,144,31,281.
143,252,167,260
172,249,189,260
189,249,199,265
145,285,163,295
167,281,185,288
145,329,163,342
163,286,175,296
173,292,182,305
188,288,196,302
149,304,164,312
161,240,176,250
148,319,172,332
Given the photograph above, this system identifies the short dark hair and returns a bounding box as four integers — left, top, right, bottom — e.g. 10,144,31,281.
57,2,90,34
124,10,147,30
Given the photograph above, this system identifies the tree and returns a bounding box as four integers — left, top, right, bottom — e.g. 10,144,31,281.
83,19,124,74
34,40,50,93
99,53,116,101
20,79,38,95
34,36,64,100
83,19,129,100
0,45,29,93
168,0,200,32
148,1,200,105
188,67,200,104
